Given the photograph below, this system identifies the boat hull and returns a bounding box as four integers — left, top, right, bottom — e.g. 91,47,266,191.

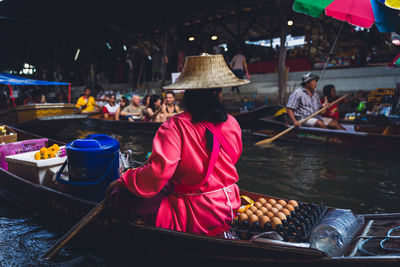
2,166,400,266
0,104,79,125
14,105,281,138
256,117,400,150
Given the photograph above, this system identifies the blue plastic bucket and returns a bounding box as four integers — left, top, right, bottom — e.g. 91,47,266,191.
57,134,120,201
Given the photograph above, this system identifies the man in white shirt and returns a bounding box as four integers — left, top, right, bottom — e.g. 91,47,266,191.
230,50,250,94
102,93,118,119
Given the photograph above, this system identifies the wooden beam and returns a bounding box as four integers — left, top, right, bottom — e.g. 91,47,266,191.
240,12,264,40
221,23,238,40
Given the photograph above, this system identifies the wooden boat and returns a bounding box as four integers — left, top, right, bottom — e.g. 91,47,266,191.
339,114,400,127
86,113,162,134
254,116,400,150
84,105,282,134
12,114,90,140
0,103,79,125
15,113,160,137
14,105,281,138
1,127,400,265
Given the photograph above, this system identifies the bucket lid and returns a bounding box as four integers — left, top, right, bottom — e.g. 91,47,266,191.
67,134,119,154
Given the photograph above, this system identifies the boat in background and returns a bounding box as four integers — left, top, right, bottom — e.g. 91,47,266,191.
254,116,400,150
86,105,282,133
0,103,79,125
13,105,282,138
1,126,400,265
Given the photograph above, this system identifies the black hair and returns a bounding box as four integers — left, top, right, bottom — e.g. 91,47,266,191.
323,84,335,102
120,97,129,107
142,95,150,106
183,88,227,123
183,88,227,151
165,91,175,97
148,94,162,111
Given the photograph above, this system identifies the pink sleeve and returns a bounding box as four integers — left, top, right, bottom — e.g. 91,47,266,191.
119,121,182,198
228,115,243,163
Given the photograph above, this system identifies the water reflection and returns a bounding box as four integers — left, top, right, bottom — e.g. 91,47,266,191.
238,135,400,214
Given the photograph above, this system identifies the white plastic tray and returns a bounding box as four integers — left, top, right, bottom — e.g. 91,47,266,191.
5,146,66,168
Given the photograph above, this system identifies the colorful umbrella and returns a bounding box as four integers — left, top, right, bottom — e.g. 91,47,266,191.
377,0,400,10
388,52,400,68
293,0,400,33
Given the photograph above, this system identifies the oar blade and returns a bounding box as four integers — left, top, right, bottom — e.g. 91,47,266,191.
254,137,274,146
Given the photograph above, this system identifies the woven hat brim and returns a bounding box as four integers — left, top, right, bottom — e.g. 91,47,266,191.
163,53,251,90
164,78,249,90
301,77,319,86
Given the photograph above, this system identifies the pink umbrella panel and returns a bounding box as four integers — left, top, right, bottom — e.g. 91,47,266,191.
293,0,400,33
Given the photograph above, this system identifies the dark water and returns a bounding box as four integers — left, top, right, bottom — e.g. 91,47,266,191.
1,121,399,265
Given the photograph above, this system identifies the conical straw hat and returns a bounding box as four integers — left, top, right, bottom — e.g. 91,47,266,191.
163,53,250,90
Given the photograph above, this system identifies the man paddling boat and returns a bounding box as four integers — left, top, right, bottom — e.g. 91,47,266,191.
286,73,345,130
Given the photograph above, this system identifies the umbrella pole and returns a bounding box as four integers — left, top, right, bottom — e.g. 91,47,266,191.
316,21,345,90
8,84,16,107
68,83,71,103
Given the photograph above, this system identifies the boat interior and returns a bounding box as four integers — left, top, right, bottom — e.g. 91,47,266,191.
1,126,400,264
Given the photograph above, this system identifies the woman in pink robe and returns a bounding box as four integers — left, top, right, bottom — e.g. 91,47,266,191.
106,53,249,235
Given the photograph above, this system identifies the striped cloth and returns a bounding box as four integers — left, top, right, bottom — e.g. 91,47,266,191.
286,88,322,120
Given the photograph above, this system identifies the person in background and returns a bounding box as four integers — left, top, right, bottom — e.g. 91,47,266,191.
115,97,130,121
56,92,65,103
177,49,186,72
321,84,342,121
144,94,165,122
351,90,368,112
142,95,150,108
286,73,345,130
161,91,182,120
230,50,250,94
102,93,118,119
40,93,47,103
121,94,145,121
24,90,42,105
75,87,98,113
106,53,247,235
23,94,35,105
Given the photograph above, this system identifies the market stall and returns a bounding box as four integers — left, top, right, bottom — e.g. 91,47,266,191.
0,73,72,106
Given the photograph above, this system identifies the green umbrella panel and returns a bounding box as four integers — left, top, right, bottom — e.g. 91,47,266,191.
293,0,335,17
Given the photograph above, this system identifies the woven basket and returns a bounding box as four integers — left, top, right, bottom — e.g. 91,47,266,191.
0,125,17,144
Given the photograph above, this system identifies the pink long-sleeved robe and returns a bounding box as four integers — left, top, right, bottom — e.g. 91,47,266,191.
118,112,242,234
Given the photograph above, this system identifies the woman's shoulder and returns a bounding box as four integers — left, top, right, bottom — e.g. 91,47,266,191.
226,114,240,125
224,114,241,133
164,112,190,126
156,113,191,139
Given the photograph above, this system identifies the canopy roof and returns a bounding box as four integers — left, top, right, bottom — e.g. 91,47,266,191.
0,73,69,86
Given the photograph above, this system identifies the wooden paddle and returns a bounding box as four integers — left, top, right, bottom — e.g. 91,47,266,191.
255,94,348,146
42,159,148,260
